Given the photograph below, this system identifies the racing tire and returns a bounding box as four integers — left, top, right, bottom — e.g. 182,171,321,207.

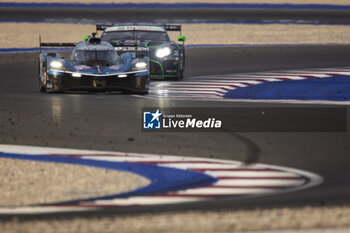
42,71,48,93
167,64,184,81
132,90,149,95
38,60,46,92
178,69,184,80
39,71,48,93
39,83,46,93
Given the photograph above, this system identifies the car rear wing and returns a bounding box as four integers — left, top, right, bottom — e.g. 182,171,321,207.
163,24,181,33
96,24,182,34
39,35,76,53
96,24,113,32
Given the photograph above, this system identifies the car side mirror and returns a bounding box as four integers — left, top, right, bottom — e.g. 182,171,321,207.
178,35,186,42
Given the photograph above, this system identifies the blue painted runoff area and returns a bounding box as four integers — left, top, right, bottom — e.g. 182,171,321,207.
1,2,350,10
224,76,350,101
0,152,217,204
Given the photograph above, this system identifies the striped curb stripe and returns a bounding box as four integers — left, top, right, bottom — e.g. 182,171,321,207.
149,67,350,100
0,145,322,214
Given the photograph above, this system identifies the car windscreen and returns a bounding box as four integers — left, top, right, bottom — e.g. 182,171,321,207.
72,49,118,64
101,31,170,43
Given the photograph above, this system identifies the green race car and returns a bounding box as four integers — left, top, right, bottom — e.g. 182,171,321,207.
98,24,186,80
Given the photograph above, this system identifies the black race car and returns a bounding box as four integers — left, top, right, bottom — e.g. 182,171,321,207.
38,34,150,94
97,24,186,80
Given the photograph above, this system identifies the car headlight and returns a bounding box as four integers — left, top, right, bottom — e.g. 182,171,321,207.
156,47,171,58
50,61,63,69
135,61,147,69
72,72,81,78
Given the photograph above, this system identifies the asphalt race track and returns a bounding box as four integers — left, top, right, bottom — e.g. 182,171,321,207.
2,8,350,25
1,45,350,217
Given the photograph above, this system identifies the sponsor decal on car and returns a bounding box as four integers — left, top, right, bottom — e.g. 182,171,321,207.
109,65,120,70
74,65,90,71
166,70,177,73
106,26,165,32
115,47,150,52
